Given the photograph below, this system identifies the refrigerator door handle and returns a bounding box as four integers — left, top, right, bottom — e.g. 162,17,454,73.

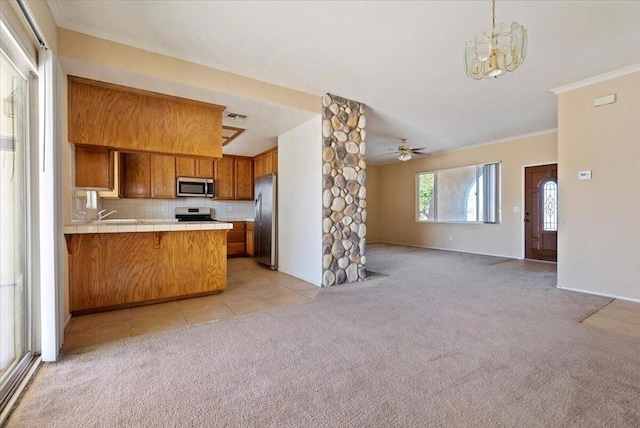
256,194,262,222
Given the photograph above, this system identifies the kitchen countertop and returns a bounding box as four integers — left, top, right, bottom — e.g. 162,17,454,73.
64,219,233,235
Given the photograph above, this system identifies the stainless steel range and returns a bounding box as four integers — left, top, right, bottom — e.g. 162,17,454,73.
175,207,217,222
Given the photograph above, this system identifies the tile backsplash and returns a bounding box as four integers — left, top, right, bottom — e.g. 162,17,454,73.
99,197,255,221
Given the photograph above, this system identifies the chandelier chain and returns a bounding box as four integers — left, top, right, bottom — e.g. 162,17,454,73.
492,0,496,31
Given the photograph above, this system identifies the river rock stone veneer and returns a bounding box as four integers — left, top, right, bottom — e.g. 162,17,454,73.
322,93,366,286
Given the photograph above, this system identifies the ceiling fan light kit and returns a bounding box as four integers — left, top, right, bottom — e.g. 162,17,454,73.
398,152,412,162
465,0,527,80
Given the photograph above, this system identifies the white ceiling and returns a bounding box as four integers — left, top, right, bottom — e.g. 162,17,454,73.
49,1,640,162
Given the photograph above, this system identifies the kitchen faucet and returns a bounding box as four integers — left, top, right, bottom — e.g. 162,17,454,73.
97,209,118,221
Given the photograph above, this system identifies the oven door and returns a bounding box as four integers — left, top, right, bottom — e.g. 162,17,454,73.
177,178,212,197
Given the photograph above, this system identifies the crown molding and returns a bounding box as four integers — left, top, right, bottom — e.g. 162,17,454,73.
366,128,558,165
431,128,558,156
551,64,640,95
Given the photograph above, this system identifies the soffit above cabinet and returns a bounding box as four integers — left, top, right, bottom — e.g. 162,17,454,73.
68,76,226,158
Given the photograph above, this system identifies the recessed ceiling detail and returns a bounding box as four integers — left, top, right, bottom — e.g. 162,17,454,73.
222,125,244,146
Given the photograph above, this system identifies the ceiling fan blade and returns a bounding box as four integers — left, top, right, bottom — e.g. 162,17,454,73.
410,147,428,151
377,151,400,157
412,151,431,156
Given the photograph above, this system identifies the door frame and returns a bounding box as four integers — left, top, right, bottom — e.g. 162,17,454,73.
520,161,558,260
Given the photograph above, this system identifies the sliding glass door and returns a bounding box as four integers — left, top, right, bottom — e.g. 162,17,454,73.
0,46,31,409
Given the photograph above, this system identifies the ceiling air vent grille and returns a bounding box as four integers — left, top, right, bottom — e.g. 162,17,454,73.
226,112,247,122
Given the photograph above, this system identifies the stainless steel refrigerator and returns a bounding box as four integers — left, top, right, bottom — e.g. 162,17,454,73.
254,173,277,269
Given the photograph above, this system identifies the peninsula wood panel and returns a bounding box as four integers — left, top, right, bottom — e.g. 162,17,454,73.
68,76,224,158
75,147,113,189
151,154,177,198
66,230,228,312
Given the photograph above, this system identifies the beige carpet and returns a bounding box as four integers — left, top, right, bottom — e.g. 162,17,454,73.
7,244,640,427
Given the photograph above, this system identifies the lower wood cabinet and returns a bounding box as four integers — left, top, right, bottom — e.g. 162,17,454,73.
246,221,254,257
227,221,246,256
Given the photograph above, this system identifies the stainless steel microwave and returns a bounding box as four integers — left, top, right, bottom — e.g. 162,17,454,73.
177,177,214,197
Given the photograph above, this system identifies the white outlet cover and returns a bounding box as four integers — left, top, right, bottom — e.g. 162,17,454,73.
513,206,520,213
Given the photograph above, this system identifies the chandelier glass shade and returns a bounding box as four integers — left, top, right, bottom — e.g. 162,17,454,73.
464,0,527,79
398,152,412,162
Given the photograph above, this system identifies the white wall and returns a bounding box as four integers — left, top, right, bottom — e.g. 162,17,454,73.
277,115,322,286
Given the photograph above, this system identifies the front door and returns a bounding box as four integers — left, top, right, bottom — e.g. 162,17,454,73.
524,164,558,262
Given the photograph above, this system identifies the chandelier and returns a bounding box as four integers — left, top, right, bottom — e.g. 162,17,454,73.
464,0,527,79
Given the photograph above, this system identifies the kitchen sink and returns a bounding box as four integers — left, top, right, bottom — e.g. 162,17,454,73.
91,219,139,224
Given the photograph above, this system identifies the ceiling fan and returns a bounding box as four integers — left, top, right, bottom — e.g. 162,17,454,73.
379,139,429,162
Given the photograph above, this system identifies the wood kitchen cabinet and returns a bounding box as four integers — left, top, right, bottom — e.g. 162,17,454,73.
235,157,254,200
227,221,246,257
246,221,254,257
68,76,225,158
121,153,176,199
75,147,114,189
176,157,214,178
253,147,278,178
121,153,151,198
214,155,254,200
151,155,177,198
214,156,235,199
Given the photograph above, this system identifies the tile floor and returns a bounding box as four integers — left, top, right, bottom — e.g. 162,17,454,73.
63,258,320,351
582,298,640,339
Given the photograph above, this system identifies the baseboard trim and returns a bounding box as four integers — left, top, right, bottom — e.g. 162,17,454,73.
556,285,640,303
370,241,517,260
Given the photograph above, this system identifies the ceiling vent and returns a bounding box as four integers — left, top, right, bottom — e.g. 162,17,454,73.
226,112,247,122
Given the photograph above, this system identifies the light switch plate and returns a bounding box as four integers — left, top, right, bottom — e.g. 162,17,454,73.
513,207,520,213
578,170,592,180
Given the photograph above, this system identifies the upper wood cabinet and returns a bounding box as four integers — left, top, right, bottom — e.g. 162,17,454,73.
253,148,277,178
68,76,225,158
214,155,254,200
75,147,114,189
151,155,177,198
121,153,151,198
176,157,196,177
175,157,214,179
121,153,176,199
214,156,235,200
272,149,278,174
235,158,254,200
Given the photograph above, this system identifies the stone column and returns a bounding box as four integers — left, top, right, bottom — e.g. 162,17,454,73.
321,93,366,287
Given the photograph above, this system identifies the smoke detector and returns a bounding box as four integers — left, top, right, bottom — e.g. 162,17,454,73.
226,112,247,122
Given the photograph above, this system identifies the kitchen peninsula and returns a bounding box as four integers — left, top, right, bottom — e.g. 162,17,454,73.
63,221,232,314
